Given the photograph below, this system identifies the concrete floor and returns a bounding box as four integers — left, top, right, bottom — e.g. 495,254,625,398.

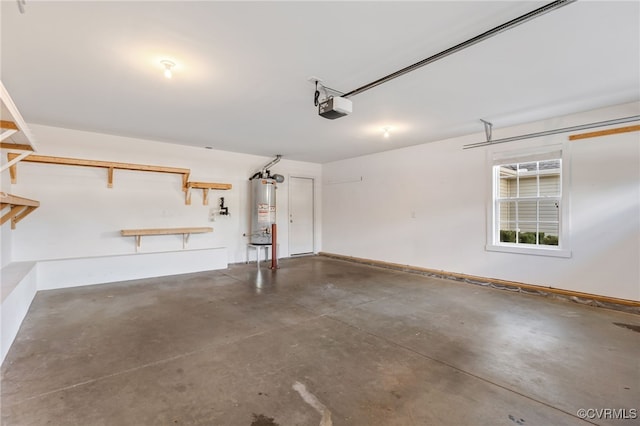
1,256,639,426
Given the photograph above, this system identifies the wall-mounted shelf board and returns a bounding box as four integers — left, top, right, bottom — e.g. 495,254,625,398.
0,192,39,229
7,153,191,190
185,181,232,205
7,152,233,207
569,124,640,141
121,227,213,252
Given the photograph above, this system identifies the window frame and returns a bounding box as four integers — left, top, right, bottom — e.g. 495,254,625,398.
486,145,572,258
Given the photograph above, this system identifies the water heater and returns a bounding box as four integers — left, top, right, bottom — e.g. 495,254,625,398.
249,156,284,245
250,178,277,244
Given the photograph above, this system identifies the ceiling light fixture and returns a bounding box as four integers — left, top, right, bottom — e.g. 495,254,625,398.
382,127,391,139
160,60,175,79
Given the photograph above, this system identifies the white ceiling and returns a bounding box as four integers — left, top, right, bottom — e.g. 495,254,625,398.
1,1,638,163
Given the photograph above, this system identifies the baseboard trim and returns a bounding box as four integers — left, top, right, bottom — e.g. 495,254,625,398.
318,252,640,314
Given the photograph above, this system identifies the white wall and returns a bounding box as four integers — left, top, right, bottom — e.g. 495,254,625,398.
36,248,227,291
1,262,37,363
322,102,640,301
5,124,322,265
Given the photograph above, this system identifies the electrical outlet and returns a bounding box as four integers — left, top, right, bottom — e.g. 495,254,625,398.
209,208,216,222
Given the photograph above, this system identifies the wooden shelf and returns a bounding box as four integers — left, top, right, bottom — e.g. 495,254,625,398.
7,153,191,190
0,142,33,151
569,124,640,141
121,227,213,251
6,152,233,207
185,181,232,205
0,192,39,229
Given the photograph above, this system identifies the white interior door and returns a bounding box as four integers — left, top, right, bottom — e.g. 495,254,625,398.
289,177,314,255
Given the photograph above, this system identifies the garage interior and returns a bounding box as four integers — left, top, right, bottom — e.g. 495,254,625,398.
1,1,639,425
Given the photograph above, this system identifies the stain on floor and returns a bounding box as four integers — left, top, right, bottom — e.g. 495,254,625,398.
614,322,640,333
251,413,279,426
508,414,526,424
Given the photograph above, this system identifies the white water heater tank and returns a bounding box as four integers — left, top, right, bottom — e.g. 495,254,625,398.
250,177,277,244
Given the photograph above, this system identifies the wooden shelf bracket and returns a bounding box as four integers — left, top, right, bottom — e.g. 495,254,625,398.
2,150,32,174
185,182,232,205
0,192,40,229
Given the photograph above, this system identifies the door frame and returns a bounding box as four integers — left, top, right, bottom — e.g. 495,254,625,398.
288,175,315,256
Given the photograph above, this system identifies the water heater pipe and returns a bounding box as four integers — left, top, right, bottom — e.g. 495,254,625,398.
270,223,279,270
260,155,282,175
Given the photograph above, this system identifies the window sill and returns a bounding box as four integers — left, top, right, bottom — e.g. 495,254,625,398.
485,244,572,258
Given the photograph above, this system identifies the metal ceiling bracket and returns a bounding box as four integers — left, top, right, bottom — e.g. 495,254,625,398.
480,119,493,143
463,115,640,149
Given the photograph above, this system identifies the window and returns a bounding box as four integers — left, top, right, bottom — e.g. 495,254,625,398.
488,149,570,257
